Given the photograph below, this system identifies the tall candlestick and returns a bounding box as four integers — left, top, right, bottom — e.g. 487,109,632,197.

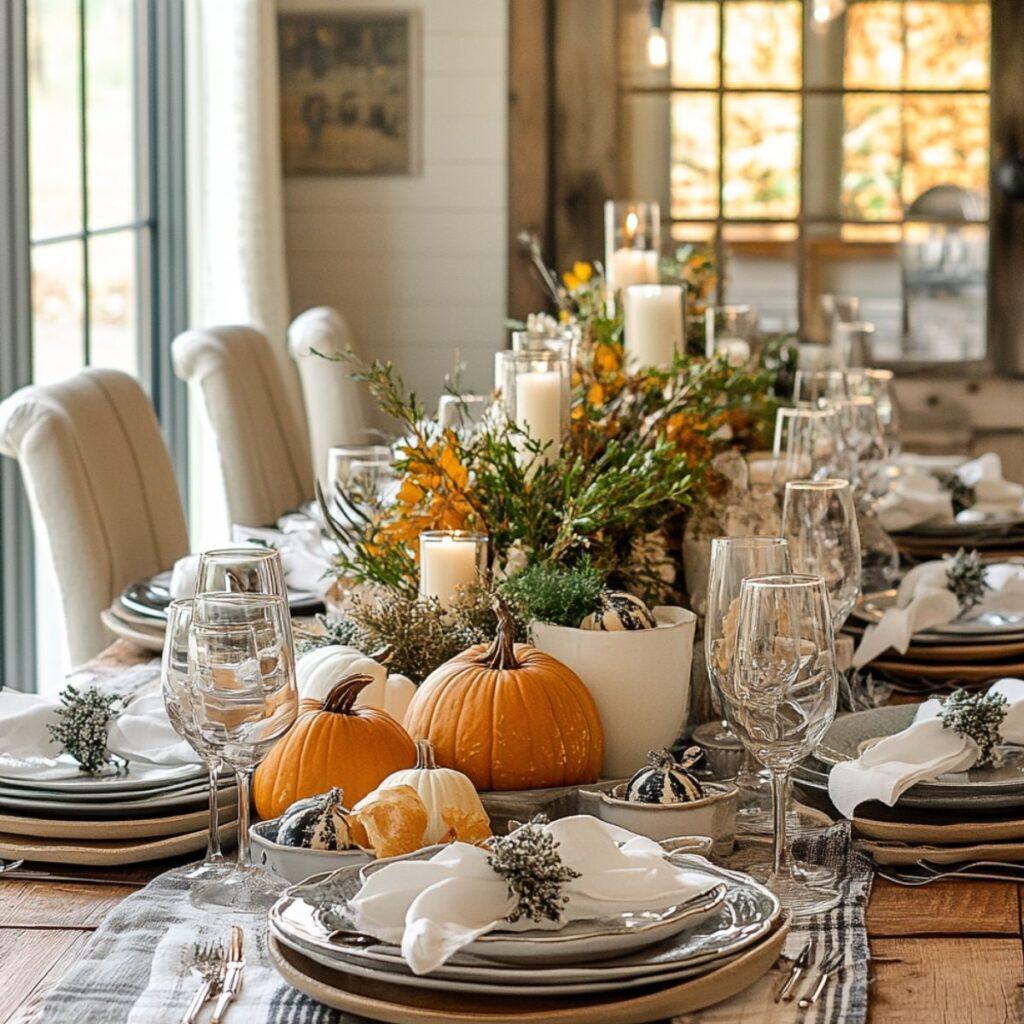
419,532,488,610
623,284,684,369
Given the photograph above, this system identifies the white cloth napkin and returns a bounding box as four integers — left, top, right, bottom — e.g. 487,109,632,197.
168,519,334,600
877,453,1024,532
0,666,199,780
852,559,1024,668
828,678,1024,817
347,815,722,976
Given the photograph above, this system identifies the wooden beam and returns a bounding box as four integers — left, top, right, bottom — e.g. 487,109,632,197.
507,0,552,321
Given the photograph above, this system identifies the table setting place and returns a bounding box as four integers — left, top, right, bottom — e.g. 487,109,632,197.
10,243,1024,1024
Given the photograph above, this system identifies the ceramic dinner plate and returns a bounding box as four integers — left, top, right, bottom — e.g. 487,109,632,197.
0,784,238,819
100,607,166,652
851,589,1024,636
891,512,1024,538
0,761,205,794
0,804,237,840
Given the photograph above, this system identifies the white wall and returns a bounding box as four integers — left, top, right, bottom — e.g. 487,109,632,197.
279,0,509,405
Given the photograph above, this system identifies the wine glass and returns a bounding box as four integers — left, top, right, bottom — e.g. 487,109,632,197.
847,368,900,456
721,573,840,917
161,599,228,881
185,593,298,911
792,369,848,408
781,480,862,632
771,406,843,493
327,444,393,516
826,396,888,493
194,546,288,598
705,537,792,817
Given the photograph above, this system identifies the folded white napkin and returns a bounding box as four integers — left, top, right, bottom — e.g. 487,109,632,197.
347,815,721,975
0,665,199,780
853,559,1024,668
877,453,1023,532
169,520,333,601
828,678,1024,817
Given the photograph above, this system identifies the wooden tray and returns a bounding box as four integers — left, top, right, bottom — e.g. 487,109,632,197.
854,813,1024,844
871,657,1024,681
0,820,236,866
858,837,1024,865
901,639,1024,662
267,921,789,1024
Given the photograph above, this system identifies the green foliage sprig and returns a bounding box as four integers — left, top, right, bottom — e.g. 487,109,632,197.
47,685,129,776
946,547,990,614
938,689,1009,767
498,560,605,629
934,471,977,516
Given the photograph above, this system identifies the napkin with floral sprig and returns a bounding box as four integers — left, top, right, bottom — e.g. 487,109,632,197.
347,815,723,975
828,679,1024,817
851,551,1024,668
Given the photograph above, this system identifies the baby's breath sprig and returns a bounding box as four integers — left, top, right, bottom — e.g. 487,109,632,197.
488,816,580,925
938,689,1009,767
933,471,976,515
945,547,990,614
47,685,129,776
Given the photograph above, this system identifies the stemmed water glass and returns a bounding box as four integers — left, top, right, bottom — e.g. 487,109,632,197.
846,368,900,457
162,599,228,881
781,480,862,632
705,537,792,816
792,369,848,408
185,593,298,911
719,574,841,917
771,406,843,493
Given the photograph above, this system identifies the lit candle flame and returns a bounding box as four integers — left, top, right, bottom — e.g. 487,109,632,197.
624,210,639,243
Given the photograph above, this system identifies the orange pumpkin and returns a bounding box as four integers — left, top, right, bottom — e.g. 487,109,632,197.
254,674,416,819
403,602,604,791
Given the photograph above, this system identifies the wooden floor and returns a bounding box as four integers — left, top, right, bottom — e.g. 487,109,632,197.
2,866,1023,1023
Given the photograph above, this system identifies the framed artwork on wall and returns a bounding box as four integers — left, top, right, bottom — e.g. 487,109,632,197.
278,10,421,176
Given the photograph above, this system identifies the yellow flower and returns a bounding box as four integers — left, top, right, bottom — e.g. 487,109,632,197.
587,382,605,407
562,261,593,291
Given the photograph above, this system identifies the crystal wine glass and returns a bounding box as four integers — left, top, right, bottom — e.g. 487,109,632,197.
826,395,888,493
846,368,900,457
705,537,792,818
721,573,841,917
185,593,298,911
771,406,843,494
792,369,848,408
161,599,228,881
781,480,862,632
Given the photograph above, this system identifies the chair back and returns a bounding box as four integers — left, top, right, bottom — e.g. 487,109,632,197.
0,369,189,664
288,306,373,486
172,325,314,527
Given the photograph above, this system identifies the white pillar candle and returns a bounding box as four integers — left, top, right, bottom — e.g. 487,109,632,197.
623,285,684,369
609,247,660,291
515,369,563,459
419,534,483,610
712,337,751,366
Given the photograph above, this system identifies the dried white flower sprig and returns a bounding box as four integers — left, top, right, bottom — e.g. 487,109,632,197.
945,548,991,615
938,689,1009,767
47,685,129,776
487,816,580,925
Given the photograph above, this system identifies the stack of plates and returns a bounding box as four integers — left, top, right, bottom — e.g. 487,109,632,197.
0,762,237,866
890,512,1024,561
845,588,1024,685
794,705,1024,864
101,571,325,652
267,855,788,1021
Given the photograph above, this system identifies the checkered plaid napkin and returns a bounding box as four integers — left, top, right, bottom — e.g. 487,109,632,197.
17,824,871,1024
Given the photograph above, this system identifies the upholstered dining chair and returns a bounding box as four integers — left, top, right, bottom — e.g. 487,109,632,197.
287,305,374,486
172,325,314,528
0,368,190,664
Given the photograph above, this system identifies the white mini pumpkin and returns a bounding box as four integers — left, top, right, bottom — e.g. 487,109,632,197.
296,645,416,720
377,739,490,845
580,591,657,631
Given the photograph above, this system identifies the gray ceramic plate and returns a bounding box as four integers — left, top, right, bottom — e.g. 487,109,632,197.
891,512,1024,538
850,589,1024,636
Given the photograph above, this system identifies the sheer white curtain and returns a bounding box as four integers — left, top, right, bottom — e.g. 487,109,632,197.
185,0,303,543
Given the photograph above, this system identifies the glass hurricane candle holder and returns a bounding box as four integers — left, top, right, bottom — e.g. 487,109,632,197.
604,200,661,292
500,349,571,464
705,305,757,365
419,531,489,610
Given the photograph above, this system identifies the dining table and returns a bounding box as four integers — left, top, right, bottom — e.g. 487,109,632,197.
4,643,1024,1024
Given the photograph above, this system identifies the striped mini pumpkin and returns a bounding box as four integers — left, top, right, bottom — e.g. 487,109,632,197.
579,591,657,631
625,749,704,804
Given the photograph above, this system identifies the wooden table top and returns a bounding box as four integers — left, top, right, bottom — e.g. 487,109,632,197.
4,856,1023,1021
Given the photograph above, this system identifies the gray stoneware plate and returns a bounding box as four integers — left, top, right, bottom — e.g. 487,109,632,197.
850,589,1024,636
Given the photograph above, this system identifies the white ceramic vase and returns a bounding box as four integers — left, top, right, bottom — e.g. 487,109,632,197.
530,606,697,779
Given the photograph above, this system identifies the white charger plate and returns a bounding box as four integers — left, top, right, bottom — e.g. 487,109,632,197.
0,761,205,793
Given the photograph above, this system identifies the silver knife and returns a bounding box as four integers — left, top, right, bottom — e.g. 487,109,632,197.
210,926,245,1024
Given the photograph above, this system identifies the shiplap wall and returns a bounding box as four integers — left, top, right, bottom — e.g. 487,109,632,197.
279,0,509,404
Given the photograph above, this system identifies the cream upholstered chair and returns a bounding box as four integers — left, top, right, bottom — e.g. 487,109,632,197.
172,325,314,527
0,369,189,664
287,305,374,486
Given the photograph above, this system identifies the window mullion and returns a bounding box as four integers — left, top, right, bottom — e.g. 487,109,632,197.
79,0,91,366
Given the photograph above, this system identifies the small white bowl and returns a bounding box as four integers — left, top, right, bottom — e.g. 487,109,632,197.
250,819,371,885
577,782,737,856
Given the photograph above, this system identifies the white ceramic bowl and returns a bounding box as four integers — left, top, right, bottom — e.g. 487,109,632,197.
577,782,737,856
251,819,371,885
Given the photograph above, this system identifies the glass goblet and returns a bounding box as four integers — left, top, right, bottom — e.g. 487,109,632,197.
771,406,844,495
722,573,841,917
792,369,848,408
161,599,229,881
186,593,298,911
194,545,288,599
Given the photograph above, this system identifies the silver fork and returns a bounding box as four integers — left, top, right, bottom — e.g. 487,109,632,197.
798,949,845,1009
180,940,225,1024
876,864,1024,886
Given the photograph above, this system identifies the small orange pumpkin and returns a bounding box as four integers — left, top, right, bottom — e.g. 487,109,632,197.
403,602,604,791
254,674,416,819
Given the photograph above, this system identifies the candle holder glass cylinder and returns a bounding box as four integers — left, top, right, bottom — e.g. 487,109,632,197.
705,305,757,365
419,531,489,610
623,284,685,370
511,323,577,360
500,350,571,463
604,201,661,293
